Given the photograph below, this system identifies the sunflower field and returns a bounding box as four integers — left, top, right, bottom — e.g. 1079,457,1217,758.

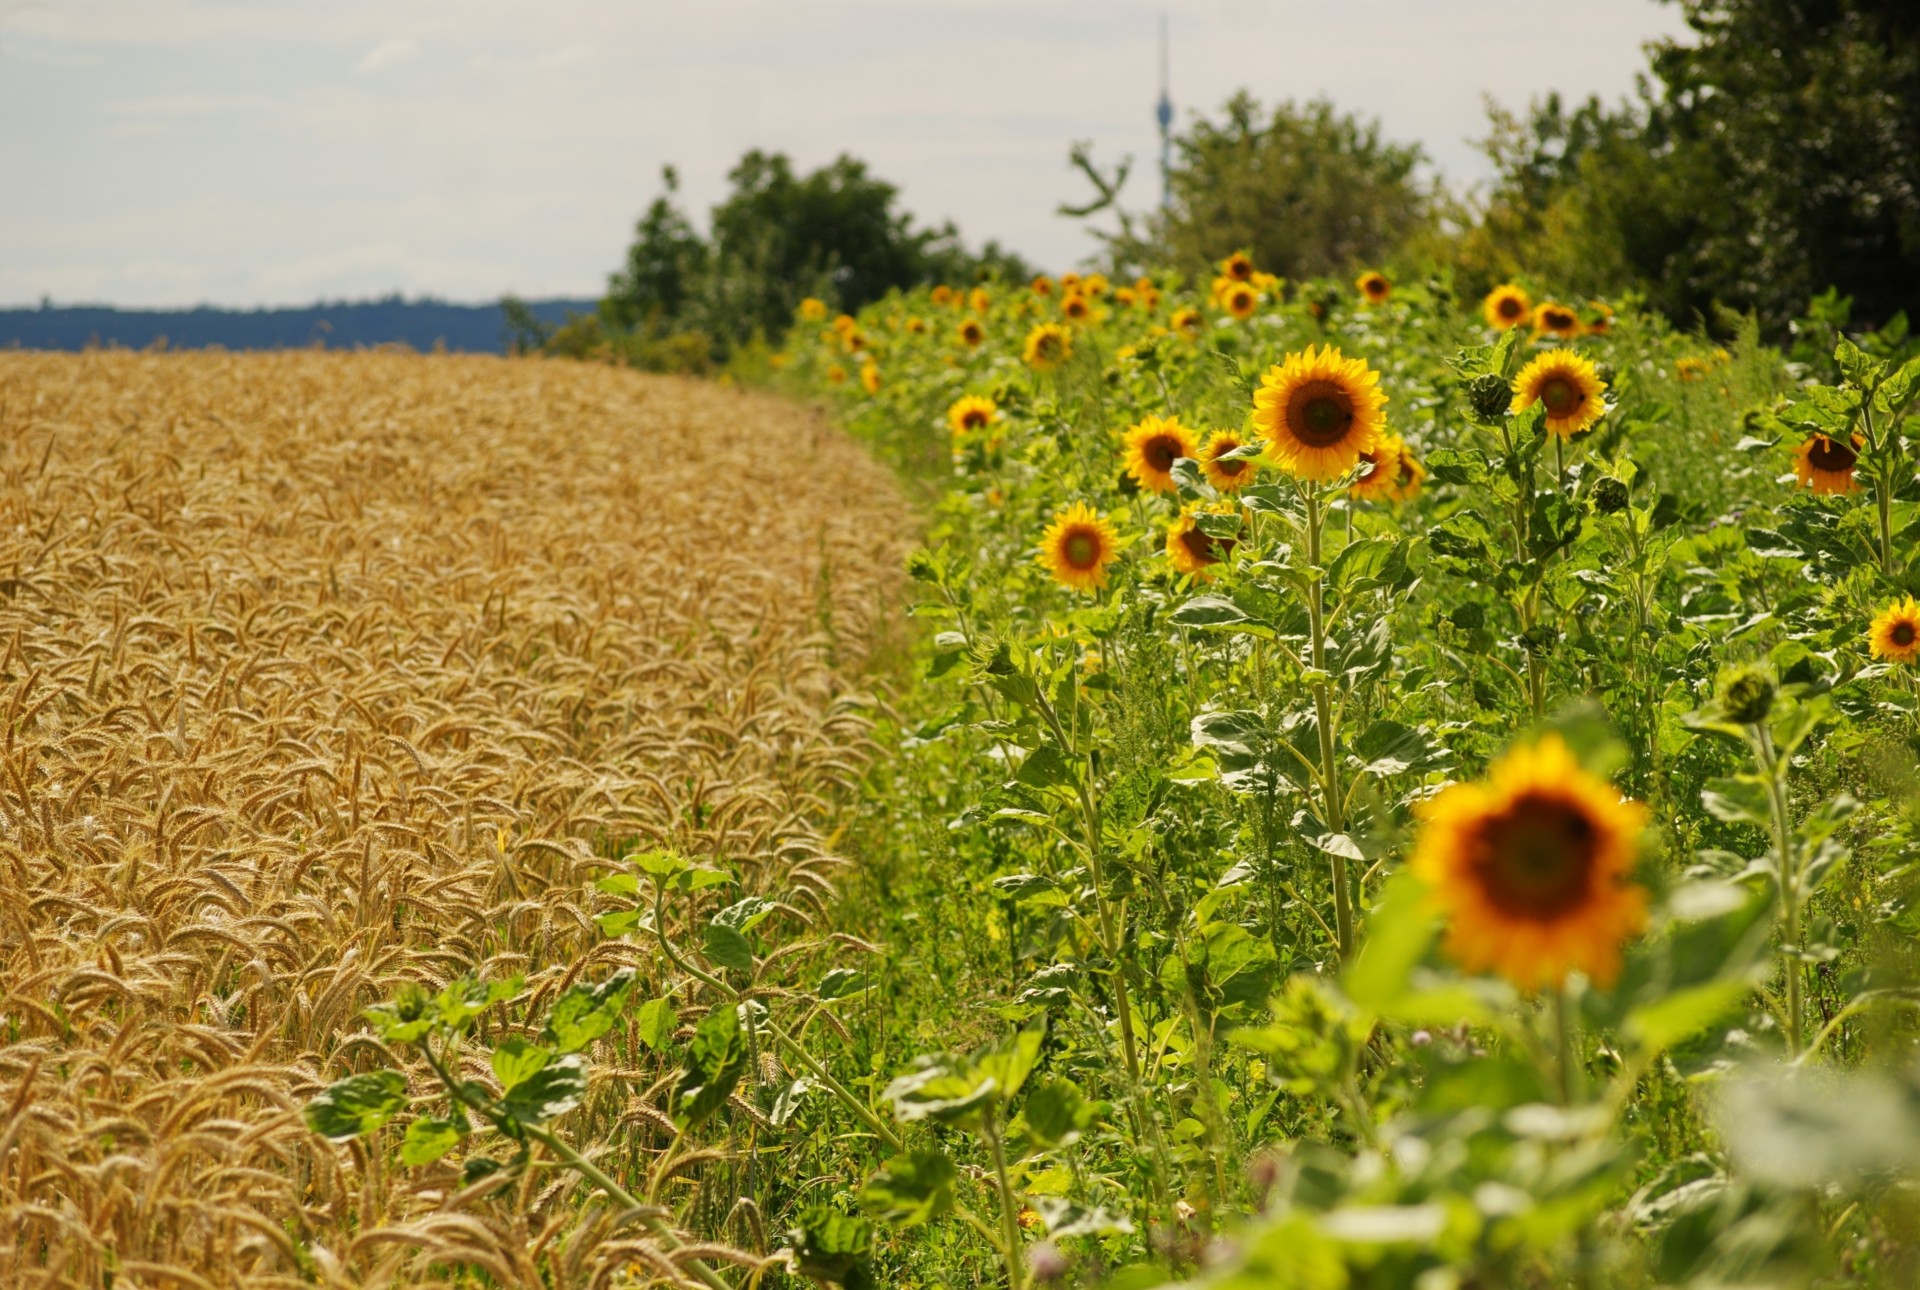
761,265,1920,1288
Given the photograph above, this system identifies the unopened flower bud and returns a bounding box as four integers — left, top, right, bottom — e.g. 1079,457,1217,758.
1592,477,1631,515
1467,372,1512,422
1718,665,1776,725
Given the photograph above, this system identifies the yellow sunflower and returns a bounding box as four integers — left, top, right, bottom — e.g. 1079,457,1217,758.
906,315,927,334
1223,282,1259,321
1022,322,1072,371
1221,251,1255,283
1869,597,1920,665
958,318,986,349
1170,307,1204,339
1061,292,1093,324
1058,272,1082,293
1137,284,1163,311
1510,350,1607,438
1676,356,1710,383
1082,273,1110,297
1391,449,1426,501
930,285,954,307
1584,301,1614,335
1793,434,1863,495
1122,415,1200,493
1166,506,1240,578
859,363,881,395
1412,735,1649,991
832,313,858,336
826,364,847,385
1039,502,1121,592
799,297,828,322
947,395,997,438
1482,284,1531,330
1032,274,1055,296
1250,344,1388,481
969,287,991,313
1356,270,1392,304
1533,301,1582,339
1200,430,1258,492
1349,437,1407,502
1114,286,1138,307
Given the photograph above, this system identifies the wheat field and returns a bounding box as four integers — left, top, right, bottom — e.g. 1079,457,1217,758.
0,350,906,1287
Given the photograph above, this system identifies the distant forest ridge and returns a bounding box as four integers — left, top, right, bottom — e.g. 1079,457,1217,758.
0,295,600,355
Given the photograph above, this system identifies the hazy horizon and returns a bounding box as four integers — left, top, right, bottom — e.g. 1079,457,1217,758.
2,0,1691,310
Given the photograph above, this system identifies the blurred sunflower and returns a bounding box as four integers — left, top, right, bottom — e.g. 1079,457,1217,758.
1510,350,1606,438
832,313,858,336
1061,293,1093,324
1391,449,1426,501
1349,437,1407,501
1250,344,1387,481
1039,502,1120,592
1869,596,1920,665
1170,307,1204,338
826,364,848,385
1166,506,1239,577
1059,272,1083,293
1022,323,1072,371
1221,251,1256,282
906,316,927,334
1082,273,1110,297
931,285,955,307
1412,735,1648,990
799,297,828,321
1794,434,1863,494
1482,284,1531,330
958,319,986,349
859,363,881,395
1584,301,1614,335
969,287,991,313
1355,270,1391,304
1031,274,1055,296
1114,286,1138,307
1123,415,1200,493
1200,430,1258,492
1676,356,1710,383
1533,301,1582,339
1223,282,1259,321
947,395,997,438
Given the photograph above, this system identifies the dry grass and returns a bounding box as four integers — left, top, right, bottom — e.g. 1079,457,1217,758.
0,350,907,1287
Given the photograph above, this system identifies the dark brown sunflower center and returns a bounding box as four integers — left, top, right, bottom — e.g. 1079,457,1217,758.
1179,526,1234,565
1808,437,1857,472
1540,377,1583,415
1499,297,1524,319
1062,530,1101,570
1894,622,1917,648
1287,381,1356,447
1144,434,1183,472
1397,458,1419,486
1356,450,1383,479
963,411,987,430
1545,310,1575,330
1365,279,1385,295
1471,791,1602,919
1229,260,1251,280
1213,454,1247,476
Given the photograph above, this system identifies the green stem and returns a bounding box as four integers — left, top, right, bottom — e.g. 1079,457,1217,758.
983,1118,1026,1290
1306,487,1354,959
1755,726,1804,1059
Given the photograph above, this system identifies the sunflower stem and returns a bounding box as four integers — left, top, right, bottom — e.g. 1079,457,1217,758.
1755,724,1805,1059
983,1117,1026,1290
1305,486,1354,960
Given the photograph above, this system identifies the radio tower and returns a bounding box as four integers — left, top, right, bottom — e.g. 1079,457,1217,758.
1156,14,1173,210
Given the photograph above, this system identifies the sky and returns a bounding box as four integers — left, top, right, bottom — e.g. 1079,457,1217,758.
0,0,1693,309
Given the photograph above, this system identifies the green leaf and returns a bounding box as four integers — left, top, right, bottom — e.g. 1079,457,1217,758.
882,1055,998,1125
543,968,637,1054
491,1037,553,1092
1032,1196,1134,1239
1170,594,1253,629
788,1206,876,1290
634,997,677,1051
704,923,754,972
1424,448,1490,486
858,1148,958,1227
499,1053,589,1124
305,1071,408,1140
593,909,642,938
1024,1076,1097,1147
400,1115,464,1166
1834,336,1888,391
974,1026,1045,1103
631,848,691,878
818,967,871,1000
1701,775,1772,829
1343,878,1439,1014
713,895,779,934
1625,978,1753,1056
1014,743,1076,790
676,1004,750,1129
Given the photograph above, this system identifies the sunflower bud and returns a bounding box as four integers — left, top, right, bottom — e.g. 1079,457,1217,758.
904,550,938,583
1592,477,1631,515
1449,603,1485,630
1467,372,1512,423
1717,665,1776,726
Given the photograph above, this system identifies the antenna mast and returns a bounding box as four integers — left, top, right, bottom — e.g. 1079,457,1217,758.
1156,14,1172,210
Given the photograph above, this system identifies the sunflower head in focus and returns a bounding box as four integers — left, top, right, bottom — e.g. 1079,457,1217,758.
1200,430,1258,492
1031,275,1055,296
1356,270,1391,304
1122,415,1200,493
1534,301,1582,339
1223,283,1259,321
1166,505,1241,578
1221,251,1256,283
1250,344,1388,481
1349,437,1407,502
947,394,996,439
1794,434,1862,495
1021,322,1072,372
859,362,881,395
1412,734,1648,991
1061,293,1093,323
1510,350,1607,438
1039,502,1121,593
958,318,986,349
1170,307,1204,338
799,297,828,322
1482,284,1531,330
1870,596,1920,665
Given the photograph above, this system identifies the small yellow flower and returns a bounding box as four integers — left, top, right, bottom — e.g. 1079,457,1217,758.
1869,597,1920,665
1793,434,1863,495
1482,284,1531,330
1022,322,1072,371
1122,415,1200,493
799,297,828,321
1510,350,1607,438
1082,272,1110,297
906,315,927,334
947,395,997,438
958,318,985,348
1039,502,1121,593
1355,270,1391,304
860,363,881,395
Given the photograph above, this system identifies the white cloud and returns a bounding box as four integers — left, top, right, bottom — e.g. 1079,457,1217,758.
357,37,417,74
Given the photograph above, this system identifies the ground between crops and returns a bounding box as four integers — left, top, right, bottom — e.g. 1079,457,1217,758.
0,351,907,1286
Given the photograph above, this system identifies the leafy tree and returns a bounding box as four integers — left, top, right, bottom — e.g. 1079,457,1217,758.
1077,93,1432,280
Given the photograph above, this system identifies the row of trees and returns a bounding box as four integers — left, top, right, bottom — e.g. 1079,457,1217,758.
541,0,1917,368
